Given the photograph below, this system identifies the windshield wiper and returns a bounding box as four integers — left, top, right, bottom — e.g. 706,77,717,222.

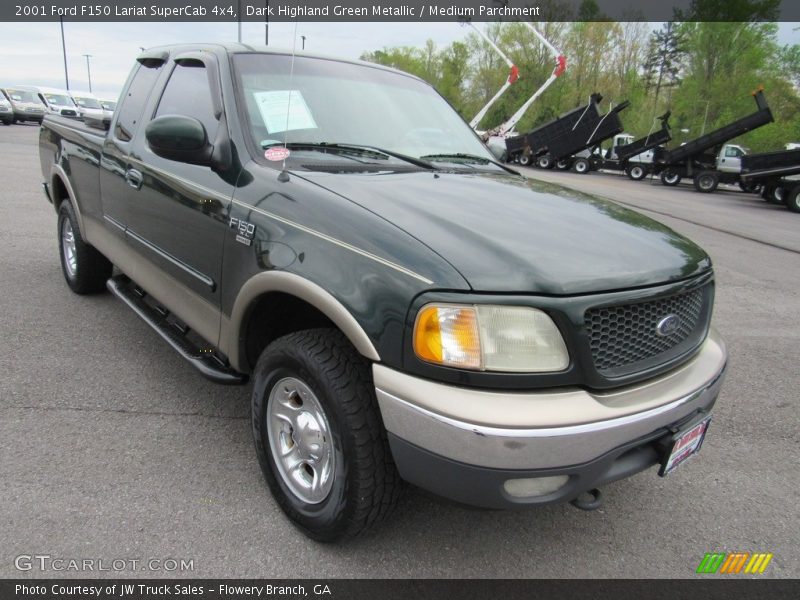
419,153,518,174
261,141,436,170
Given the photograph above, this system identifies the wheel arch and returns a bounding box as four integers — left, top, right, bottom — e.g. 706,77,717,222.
49,165,85,232
226,271,381,373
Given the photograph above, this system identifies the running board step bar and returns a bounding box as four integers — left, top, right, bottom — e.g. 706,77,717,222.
107,276,247,385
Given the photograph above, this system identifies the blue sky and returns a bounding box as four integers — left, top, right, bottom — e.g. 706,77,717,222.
0,21,797,99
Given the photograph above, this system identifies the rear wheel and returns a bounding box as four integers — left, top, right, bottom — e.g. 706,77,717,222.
693,171,720,193
572,157,590,174
660,170,681,186
556,159,570,170
251,329,402,542
786,185,800,213
626,164,646,181
57,201,113,294
517,153,532,166
537,154,553,169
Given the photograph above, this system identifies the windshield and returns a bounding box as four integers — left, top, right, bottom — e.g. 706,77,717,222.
5,90,41,103
233,54,494,164
101,100,117,110
73,96,102,109
44,94,74,106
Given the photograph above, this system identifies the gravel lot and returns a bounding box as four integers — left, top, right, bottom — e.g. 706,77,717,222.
1,124,798,578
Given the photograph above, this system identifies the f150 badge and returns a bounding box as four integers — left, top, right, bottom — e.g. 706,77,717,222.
229,217,256,246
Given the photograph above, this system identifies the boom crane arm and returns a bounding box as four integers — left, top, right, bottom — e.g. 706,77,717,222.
491,22,566,137
467,22,520,130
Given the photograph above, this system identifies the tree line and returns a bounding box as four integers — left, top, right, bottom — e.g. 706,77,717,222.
360,0,800,153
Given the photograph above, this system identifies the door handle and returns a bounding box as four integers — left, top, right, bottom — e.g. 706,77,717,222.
125,168,143,190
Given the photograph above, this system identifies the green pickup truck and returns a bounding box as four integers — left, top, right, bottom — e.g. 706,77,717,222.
39,43,727,541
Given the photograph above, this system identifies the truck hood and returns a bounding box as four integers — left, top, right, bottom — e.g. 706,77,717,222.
298,170,711,294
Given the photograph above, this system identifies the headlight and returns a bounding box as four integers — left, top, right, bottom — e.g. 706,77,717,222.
413,304,569,372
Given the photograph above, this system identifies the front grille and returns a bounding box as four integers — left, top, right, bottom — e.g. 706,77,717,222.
585,285,709,376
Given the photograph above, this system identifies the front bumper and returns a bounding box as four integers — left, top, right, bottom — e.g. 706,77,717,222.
375,328,727,508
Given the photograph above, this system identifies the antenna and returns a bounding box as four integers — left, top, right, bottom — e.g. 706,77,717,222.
278,20,299,182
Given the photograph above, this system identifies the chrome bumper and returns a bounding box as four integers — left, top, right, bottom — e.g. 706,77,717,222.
375,328,727,470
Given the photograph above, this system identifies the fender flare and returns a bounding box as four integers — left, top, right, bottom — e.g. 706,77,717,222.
226,271,381,370
49,164,85,233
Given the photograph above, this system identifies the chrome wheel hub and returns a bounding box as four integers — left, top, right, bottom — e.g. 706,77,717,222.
61,218,77,278
267,377,334,504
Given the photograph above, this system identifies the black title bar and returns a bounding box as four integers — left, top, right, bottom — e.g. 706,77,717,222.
2,579,800,600
4,0,800,22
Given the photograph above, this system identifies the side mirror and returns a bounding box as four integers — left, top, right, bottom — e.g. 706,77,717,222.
145,115,212,166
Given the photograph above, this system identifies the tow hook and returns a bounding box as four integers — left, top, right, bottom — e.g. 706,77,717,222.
570,488,603,511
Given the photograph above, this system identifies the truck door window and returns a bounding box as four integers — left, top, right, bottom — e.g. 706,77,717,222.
155,63,218,141
115,63,163,142
725,146,741,157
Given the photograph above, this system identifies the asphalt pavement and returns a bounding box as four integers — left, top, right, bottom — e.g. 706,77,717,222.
1,124,798,578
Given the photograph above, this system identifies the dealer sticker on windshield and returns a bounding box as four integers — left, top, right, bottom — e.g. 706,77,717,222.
659,415,711,477
264,147,291,161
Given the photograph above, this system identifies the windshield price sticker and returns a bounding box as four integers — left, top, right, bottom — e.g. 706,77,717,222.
264,147,291,161
254,90,317,134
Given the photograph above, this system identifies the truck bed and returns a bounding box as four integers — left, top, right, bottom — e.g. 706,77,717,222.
613,112,672,163
506,94,630,160
657,90,772,166
741,148,800,180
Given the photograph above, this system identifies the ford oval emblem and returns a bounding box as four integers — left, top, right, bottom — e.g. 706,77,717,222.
656,314,681,337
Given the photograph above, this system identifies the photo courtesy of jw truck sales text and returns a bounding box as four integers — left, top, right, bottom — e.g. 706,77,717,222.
0,0,798,591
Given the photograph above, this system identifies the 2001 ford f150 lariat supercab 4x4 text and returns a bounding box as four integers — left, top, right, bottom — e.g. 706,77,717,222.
39,44,727,541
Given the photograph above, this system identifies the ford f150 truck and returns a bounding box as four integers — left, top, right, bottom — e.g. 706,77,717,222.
39,44,727,542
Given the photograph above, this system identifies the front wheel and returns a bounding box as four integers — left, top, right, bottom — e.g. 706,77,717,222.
517,153,532,166
537,154,553,169
57,201,112,294
786,185,800,213
660,170,681,186
626,164,646,180
762,184,786,205
251,329,402,542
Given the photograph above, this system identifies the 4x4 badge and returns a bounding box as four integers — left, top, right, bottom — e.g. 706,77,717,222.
656,314,681,336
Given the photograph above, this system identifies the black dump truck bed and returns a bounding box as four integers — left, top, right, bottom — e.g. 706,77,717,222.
656,89,772,166
740,148,800,180
612,112,672,163
506,93,630,160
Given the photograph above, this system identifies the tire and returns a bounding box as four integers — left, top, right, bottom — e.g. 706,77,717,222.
556,159,570,170
537,154,553,169
626,164,646,181
660,170,681,186
251,329,402,542
786,185,800,213
57,201,113,294
572,157,590,174
693,171,720,193
762,185,786,205
517,153,531,166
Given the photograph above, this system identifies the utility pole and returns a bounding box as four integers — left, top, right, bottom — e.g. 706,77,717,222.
60,17,70,90
301,35,306,50
265,1,269,45
83,54,93,93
